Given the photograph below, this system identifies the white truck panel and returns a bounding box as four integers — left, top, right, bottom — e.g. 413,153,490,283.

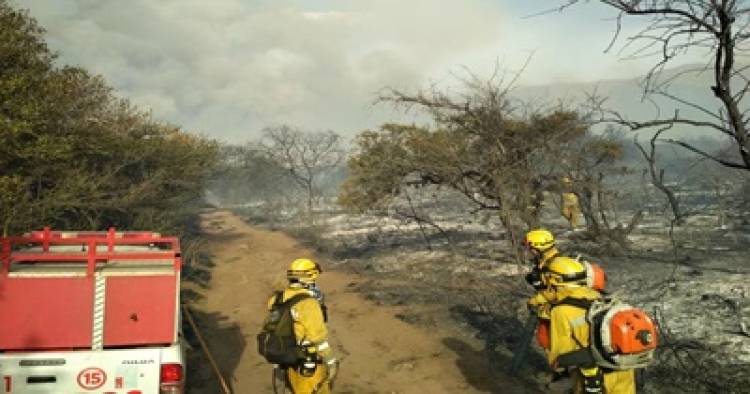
0,342,184,394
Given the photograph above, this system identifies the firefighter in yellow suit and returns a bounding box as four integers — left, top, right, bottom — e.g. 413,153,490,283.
268,258,336,394
524,229,561,324
543,257,636,394
561,177,581,230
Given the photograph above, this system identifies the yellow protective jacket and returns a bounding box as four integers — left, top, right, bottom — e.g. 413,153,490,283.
561,192,579,207
527,247,562,319
527,249,563,351
266,284,333,361
548,286,636,394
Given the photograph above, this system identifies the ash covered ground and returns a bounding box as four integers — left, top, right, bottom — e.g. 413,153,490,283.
235,183,750,393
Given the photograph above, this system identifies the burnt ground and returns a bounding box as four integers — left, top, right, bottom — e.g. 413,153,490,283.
232,192,750,393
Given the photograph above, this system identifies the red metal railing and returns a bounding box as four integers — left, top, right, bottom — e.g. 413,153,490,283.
0,227,181,276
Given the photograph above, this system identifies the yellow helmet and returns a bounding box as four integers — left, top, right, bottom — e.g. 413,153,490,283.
524,229,555,252
562,176,572,185
287,258,321,284
543,257,587,288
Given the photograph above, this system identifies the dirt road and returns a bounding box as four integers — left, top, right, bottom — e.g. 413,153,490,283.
184,210,531,393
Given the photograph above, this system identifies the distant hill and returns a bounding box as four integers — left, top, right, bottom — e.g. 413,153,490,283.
514,65,724,143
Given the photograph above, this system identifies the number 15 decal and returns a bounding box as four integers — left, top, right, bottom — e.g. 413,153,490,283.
77,368,107,390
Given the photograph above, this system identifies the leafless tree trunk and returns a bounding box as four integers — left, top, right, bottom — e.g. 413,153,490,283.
577,185,600,234
634,126,685,224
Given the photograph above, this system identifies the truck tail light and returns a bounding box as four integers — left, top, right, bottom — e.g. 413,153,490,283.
159,363,184,394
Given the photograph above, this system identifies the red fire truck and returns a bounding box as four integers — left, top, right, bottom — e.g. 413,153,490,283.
0,228,186,393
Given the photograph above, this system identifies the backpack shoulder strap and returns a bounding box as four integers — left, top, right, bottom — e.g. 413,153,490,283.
554,297,594,310
271,290,284,306
280,293,313,309
552,297,596,354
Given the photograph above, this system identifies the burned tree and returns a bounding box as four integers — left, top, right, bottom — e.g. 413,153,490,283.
258,125,345,214
209,144,297,207
634,125,686,224
563,0,750,170
339,71,625,258
558,129,633,243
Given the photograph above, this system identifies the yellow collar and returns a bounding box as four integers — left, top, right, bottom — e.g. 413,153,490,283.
536,247,560,268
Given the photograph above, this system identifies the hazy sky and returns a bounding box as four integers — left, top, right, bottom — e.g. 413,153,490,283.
17,0,702,142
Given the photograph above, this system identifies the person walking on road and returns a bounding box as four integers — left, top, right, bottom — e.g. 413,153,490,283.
260,258,338,394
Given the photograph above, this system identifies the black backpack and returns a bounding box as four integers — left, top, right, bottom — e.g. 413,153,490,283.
257,292,310,365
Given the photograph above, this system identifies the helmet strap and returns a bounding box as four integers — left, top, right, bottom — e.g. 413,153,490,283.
289,280,315,289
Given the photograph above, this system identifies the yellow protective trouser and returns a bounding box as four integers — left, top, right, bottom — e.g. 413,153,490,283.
286,364,330,394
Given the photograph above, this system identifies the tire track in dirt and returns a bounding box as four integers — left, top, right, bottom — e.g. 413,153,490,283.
185,210,532,393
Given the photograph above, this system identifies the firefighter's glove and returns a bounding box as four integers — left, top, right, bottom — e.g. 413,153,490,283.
527,293,552,319
550,369,569,382
546,369,572,392
581,368,604,394
525,270,545,290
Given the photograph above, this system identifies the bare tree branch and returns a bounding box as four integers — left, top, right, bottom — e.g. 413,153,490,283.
634,124,686,222
561,1,750,170
661,137,747,168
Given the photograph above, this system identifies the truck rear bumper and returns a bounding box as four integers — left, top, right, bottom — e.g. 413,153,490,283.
0,341,185,394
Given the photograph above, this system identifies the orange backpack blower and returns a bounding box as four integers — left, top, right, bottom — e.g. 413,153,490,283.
555,297,658,370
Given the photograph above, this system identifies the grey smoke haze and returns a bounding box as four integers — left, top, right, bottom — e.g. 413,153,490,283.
17,0,707,142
